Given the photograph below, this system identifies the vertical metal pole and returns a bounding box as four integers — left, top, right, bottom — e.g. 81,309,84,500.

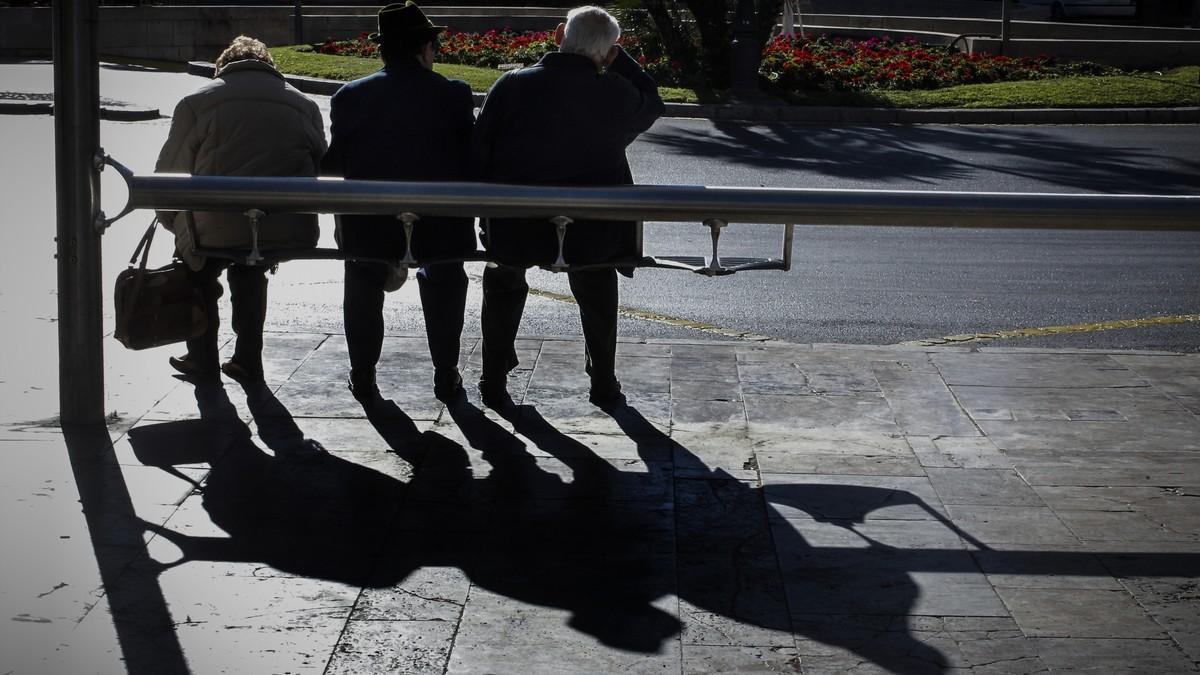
730,0,760,97
294,0,304,45
53,0,105,426
1000,0,1011,55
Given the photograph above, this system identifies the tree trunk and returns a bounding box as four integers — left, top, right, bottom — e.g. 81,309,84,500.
640,0,701,73
636,0,783,92
685,0,733,88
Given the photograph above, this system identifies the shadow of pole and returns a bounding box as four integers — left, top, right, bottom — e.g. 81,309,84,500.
62,423,190,675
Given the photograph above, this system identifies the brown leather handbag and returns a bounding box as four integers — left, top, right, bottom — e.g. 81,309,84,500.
113,219,207,350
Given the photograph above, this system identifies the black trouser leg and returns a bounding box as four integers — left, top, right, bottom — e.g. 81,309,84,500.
185,258,228,373
567,268,619,386
480,264,528,382
417,262,468,373
226,263,268,371
344,261,387,377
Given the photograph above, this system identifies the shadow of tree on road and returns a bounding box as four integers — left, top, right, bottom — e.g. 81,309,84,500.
642,122,1200,193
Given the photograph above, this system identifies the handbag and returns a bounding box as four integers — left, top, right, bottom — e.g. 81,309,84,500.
113,218,207,350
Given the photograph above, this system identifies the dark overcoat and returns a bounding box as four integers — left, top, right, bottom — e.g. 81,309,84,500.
323,59,477,261
472,48,665,268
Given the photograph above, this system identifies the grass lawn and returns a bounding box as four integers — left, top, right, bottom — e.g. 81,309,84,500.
875,66,1200,108
270,46,1199,108
271,45,700,103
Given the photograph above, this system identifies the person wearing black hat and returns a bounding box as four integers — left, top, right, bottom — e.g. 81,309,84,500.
323,1,477,405
472,6,664,410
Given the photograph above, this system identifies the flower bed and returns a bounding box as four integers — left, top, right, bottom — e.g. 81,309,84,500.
441,30,556,68
318,33,379,59
318,30,557,68
761,35,1114,93
316,31,1115,93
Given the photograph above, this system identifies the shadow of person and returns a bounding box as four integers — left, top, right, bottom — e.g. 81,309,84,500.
131,382,413,587
128,382,981,671
437,399,684,653
604,402,952,674
133,387,680,653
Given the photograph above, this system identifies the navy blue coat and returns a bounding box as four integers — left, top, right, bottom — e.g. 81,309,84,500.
323,60,477,261
473,48,665,268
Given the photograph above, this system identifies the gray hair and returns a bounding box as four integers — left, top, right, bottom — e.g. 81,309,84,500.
559,6,620,66
215,35,275,75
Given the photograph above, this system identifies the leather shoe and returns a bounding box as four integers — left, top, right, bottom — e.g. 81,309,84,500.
478,379,513,410
348,370,381,404
588,379,625,410
433,368,466,403
220,359,264,384
168,355,218,381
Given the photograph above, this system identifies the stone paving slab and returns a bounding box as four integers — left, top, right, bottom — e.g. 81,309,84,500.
6,335,1200,674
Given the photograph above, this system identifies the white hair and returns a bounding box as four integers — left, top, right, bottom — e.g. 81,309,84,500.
559,6,620,66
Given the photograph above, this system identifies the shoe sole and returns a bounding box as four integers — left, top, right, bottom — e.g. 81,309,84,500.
220,362,264,383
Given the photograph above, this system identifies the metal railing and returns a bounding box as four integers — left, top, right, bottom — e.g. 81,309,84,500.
105,156,1200,230
103,153,1200,280
113,162,1200,230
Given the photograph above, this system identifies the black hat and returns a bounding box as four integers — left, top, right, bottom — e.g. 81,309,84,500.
369,2,445,44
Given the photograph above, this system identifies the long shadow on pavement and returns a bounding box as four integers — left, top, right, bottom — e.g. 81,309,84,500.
115,384,1200,674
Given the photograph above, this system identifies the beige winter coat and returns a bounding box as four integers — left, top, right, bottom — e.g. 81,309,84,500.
155,59,327,270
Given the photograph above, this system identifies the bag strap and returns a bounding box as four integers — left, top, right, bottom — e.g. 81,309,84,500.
117,217,161,339
129,217,159,269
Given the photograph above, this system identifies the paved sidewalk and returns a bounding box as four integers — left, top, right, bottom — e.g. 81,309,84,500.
3,332,1200,673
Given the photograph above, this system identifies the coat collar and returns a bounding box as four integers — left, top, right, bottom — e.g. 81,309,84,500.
217,59,284,80
537,51,600,72
383,57,426,75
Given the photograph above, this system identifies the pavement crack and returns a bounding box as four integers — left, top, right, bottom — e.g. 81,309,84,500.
391,587,465,607
35,582,68,599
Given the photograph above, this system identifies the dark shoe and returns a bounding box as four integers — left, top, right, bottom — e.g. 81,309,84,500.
478,379,513,410
348,369,381,404
434,368,466,403
168,355,218,381
588,379,625,410
220,359,264,384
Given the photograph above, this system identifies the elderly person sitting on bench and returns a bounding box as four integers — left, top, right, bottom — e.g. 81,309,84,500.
155,35,326,383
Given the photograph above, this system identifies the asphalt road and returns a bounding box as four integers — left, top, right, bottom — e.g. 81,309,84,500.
6,62,1200,361
583,120,1200,351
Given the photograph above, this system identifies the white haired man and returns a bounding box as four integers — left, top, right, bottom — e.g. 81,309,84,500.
473,5,664,410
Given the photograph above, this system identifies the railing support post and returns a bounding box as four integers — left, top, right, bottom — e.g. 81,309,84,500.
54,0,105,426
398,212,419,266
704,218,727,276
244,209,266,265
550,215,572,272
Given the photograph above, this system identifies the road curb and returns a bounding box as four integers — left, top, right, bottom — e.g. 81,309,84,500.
186,61,1200,125
0,97,160,120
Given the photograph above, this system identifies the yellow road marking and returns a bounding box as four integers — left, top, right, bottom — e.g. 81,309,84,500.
466,272,775,342
469,274,1199,346
523,286,778,342
903,314,1200,346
